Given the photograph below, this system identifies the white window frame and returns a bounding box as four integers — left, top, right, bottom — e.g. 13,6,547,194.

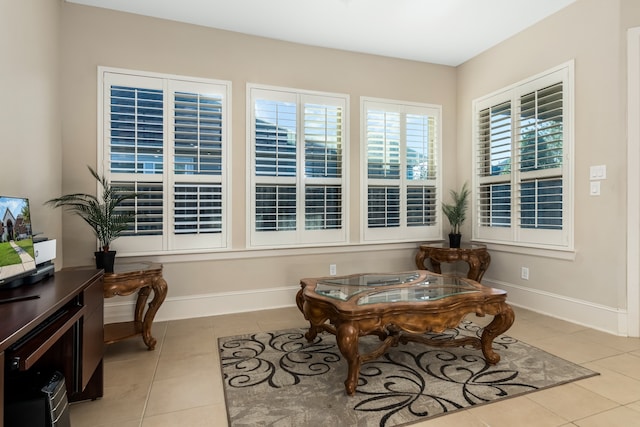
98,66,232,255
471,61,574,251
361,97,442,243
247,84,349,248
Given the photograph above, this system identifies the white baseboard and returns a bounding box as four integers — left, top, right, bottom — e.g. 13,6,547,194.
483,278,628,336
104,285,300,324
104,280,630,337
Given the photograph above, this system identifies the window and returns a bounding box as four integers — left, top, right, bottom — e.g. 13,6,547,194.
99,67,231,255
472,62,574,249
361,98,441,242
248,85,348,247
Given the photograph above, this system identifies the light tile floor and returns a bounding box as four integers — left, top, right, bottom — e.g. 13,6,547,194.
70,306,640,426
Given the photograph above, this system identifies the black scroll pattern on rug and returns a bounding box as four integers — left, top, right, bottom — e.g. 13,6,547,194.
220,330,340,389
354,322,532,426
220,323,545,427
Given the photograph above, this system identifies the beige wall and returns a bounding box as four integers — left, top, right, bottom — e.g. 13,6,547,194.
1,0,62,263
8,0,639,331
458,0,636,312
58,3,458,297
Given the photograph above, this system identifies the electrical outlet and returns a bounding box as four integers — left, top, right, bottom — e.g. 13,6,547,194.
521,267,529,280
329,264,337,276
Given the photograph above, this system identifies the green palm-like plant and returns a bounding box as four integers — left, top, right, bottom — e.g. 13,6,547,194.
442,182,470,235
46,166,136,252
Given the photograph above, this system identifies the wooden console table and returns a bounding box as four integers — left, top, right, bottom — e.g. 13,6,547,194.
103,262,168,350
415,242,491,282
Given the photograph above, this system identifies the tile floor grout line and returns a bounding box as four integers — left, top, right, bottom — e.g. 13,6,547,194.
138,322,167,427
70,307,640,426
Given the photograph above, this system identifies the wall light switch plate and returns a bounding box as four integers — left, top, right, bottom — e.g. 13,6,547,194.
589,165,607,180
590,181,601,196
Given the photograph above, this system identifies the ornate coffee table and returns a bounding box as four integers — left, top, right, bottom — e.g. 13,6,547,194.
296,270,514,395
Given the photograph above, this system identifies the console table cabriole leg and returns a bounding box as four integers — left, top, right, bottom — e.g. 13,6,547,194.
480,304,515,364
135,286,150,329
295,288,304,312
141,277,168,351
477,252,491,282
429,258,442,274
466,255,482,282
336,322,360,396
134,286,152,349
415,249,428,270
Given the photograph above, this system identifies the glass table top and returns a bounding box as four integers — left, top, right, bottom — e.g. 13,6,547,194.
318,272,422,288
313,272,480,305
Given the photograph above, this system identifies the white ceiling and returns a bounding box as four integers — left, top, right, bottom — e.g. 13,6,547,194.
66,0,576,66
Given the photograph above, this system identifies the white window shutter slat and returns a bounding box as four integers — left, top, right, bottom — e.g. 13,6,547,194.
473,62,573,248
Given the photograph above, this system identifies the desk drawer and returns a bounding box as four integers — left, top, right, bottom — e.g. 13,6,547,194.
6,306,83,372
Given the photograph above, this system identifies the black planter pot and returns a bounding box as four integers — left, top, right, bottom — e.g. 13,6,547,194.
95,250,116,273
448,233,462,248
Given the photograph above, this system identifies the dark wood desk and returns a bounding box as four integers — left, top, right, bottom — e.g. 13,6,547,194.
415,243,491,282
0,269,105,427
103,262,167,350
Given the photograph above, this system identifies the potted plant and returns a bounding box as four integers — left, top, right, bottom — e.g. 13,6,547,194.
46,166,136,272
441,182,470,248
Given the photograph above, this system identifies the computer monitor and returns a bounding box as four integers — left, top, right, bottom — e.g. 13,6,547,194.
0,196,37,287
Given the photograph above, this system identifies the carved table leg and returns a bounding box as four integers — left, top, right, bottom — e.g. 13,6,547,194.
295,288,304,312
480,304,515,364
466,254,482,282
336,322,361,396
304,326,318,342
140,277,168,350
476,251,491,282
415,248,428,270
301,300,330,342
135,286,150,325
467,252,491,282
429,258,442,274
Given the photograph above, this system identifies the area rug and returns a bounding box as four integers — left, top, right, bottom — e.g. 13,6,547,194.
219,321,598,427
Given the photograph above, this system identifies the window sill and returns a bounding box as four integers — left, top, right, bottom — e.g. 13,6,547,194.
473,241,576,261
115,241,425,265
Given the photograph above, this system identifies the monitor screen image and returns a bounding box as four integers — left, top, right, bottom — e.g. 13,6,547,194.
0,196,36,285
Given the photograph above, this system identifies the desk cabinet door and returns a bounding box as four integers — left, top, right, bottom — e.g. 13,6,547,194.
81,277,104,391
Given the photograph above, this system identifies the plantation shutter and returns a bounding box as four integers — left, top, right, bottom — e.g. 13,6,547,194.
476,100,512,229
405,113,437,227
517,82,563,231
249,86,347,247
254,97,297,232
366,109,401,229
362,98,441,242
472,62,572,248
102,69,230,254
107,77,165,240
172,88,224,237
304,102,343,230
